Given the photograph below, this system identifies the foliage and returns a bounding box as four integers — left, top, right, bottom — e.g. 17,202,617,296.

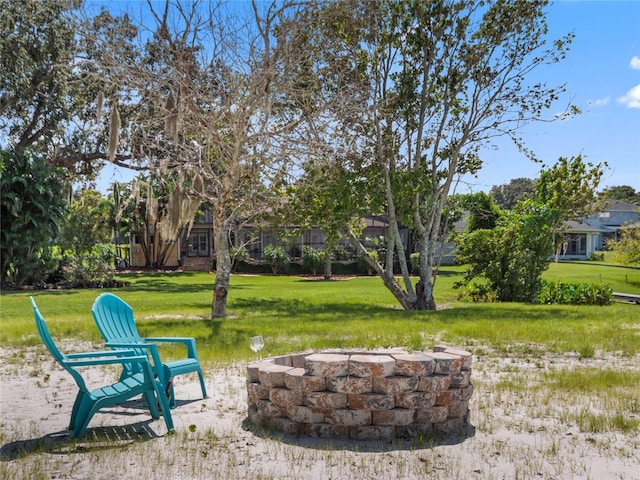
357,250,379,275
538,281,613,306
599,185,640,205
58,189,113,255
608,226,640,265
264,245,290,274
0,149,68,288
587,252,605,262
490,178,535,210
460,192,504,232
409,252,420,275
457,282,498,303
455,200,557,302
60,244,120,289
0,0,98,178
302,246,325,275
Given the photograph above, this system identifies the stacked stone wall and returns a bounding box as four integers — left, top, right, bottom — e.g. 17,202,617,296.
246,346,473,441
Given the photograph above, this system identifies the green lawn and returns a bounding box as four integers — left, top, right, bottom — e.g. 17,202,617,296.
1,262,638,363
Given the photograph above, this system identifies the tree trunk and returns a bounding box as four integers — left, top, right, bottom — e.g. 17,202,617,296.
416,230,438,311
211,213,231,318
348,230,417,310
323,246,332,280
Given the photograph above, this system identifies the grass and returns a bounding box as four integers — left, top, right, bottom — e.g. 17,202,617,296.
0,256,638,480
1,263,639,363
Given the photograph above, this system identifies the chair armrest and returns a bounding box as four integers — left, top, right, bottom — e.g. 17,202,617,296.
63,354,158,384
104,341,164,377
63,354,150,368
65,350,138,359
143,337,198,359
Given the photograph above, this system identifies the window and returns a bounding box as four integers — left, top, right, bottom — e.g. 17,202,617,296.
565,234,586,256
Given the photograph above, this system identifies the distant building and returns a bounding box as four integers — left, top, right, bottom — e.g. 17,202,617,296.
556,200,639,259
128,211,411,271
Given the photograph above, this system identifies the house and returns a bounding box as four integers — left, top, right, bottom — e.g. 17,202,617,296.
555,220,614,259
126,199,639,268
556,200,639,260
127,210,411,271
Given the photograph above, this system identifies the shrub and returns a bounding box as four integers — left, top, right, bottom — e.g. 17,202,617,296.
357,250,378,275
302,246,325,275
454,200,556,302
264,245,289,274
538,280,613,306
61,249,115,288
457,282,498,303
608,226,640,265
587,251,605,261
409,252,420,275
230,245,249,272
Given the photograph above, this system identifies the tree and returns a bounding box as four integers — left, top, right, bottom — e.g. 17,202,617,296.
490,178,535,210
534,155,605,261
599,185,640,205
298,0,576,310
460,192,503,232
0,149,68,288
0,0,99,176
280,156,368,279
82,1,321,317
454,155,604,301
455,199,557,302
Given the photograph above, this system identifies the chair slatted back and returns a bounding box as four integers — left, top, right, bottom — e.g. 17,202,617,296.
92,293,142,342
30,296,88,392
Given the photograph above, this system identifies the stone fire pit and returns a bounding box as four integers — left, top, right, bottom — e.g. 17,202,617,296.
246,346,473,441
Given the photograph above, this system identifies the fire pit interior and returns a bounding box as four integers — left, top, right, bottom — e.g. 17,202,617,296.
246,346,473,441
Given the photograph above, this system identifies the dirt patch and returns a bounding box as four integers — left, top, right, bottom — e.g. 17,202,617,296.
1,345,638,480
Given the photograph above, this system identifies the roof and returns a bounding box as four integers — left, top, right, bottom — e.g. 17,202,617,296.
600,199,640,212
563,220,615,233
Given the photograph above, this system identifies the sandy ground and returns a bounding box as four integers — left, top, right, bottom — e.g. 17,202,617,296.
0,343,638,480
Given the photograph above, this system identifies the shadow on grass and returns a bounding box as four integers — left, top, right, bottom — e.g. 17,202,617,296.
230,297,390,319
117,273,221,294
0,421,165,461
230,297,573,323
241,417,476,452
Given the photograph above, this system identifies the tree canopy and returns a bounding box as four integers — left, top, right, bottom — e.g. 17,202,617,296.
490,178,535,210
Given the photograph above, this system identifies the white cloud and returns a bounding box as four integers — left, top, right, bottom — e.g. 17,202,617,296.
588,96,610,107
631,56,640,70
617,84,640,109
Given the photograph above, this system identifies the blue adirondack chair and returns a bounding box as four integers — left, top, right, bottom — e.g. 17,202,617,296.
30,297,174,438
91,292,207,409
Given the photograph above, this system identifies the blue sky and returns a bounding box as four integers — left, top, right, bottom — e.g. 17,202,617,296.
97,0,640,194
463,0,640,194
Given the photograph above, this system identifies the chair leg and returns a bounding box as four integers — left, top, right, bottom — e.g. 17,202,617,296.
167,380,176,409
155,381,175,433
197,369,208,399
73,403,100,438
69,390,85,430
143,390,160,419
